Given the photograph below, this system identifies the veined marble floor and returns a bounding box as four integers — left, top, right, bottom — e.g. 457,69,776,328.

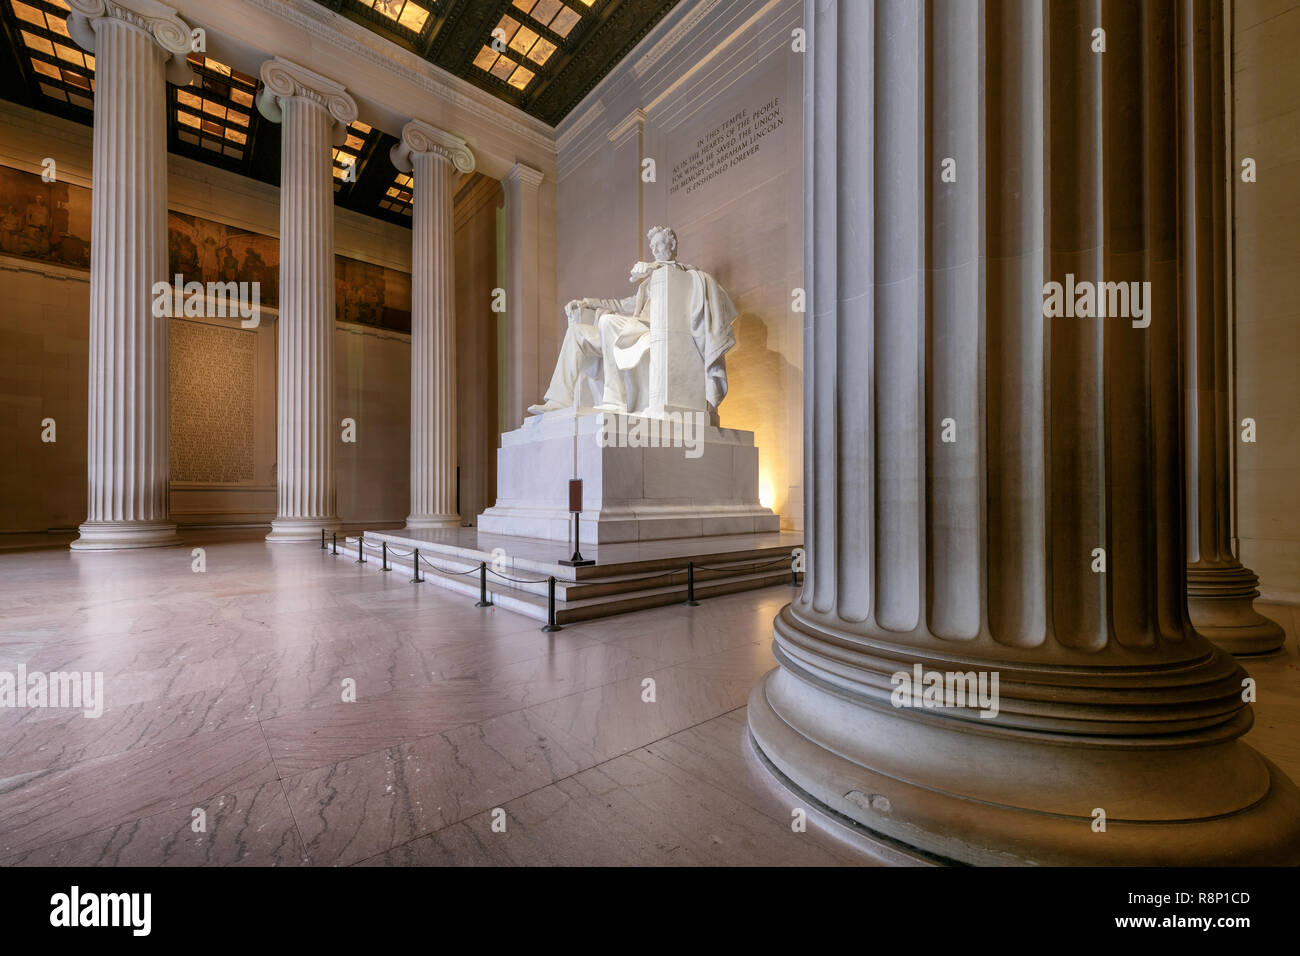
0,534,1297,867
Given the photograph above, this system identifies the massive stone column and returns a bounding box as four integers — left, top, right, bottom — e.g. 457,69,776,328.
749,0,1300,865
67,0,192,551
256,59,356,542
391,120,476,531
503,163,545,429
1181,0,1283,655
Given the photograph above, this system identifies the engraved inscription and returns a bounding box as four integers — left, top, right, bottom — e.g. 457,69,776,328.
169,320,255,483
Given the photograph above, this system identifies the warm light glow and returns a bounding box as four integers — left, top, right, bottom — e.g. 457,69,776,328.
759,472,774,510
362,0,429,33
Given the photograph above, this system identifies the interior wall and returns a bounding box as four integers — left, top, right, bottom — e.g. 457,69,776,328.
0,100,420,533
555,0,804,529
1233,0,1300,601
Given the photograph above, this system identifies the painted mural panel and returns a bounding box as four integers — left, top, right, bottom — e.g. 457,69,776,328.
0,165,91,267
0,163,412,331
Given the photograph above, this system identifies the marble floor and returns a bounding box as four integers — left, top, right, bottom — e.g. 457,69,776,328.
1,534,1297,866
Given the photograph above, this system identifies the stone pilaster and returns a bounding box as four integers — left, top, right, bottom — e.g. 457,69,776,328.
257,58,356,542
391,120,475,530
1181,0,1283,655
503,163,545,430
67,0,191,551
748,0,1300,865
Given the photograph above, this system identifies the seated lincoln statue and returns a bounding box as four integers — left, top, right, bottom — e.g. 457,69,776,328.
527,226,738,426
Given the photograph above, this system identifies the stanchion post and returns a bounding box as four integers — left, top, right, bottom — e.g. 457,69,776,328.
790,551,798,587
331,532,338,555
356,531,366,564
381,541,389,572
411,548,423,583
541,575,562,632
476,561,493,607
320,529,326,550
685,560,700,606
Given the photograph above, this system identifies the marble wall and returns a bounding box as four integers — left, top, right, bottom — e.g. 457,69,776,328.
0,100,495,534
1234,0,1300,602
555,0,804,529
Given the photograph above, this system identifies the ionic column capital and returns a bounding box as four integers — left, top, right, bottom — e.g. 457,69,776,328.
390,119,476,176
67,0,192,82
256,57,358,132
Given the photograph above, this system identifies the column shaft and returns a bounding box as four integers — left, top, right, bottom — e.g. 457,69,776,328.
1181,0,1283,653
407,151,458,528
257,59,356,542
71,13,184,550
749,0,1300,865
504,164,545,429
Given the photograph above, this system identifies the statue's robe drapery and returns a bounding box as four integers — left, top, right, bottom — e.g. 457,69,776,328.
532,258,738,419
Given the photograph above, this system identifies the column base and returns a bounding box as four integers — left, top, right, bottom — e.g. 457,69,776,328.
748,639,1300,865
70,520,182,551
1189,564,1286,655
405,515,461,531
267,516,341,543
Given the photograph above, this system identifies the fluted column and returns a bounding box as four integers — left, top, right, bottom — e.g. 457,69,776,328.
1181,0,1283,655
503,163,545,429
67,0,192,551
391,121,476,531
257,59,356,542
749,0,1300,865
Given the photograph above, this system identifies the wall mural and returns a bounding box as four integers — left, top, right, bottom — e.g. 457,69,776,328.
0,164,91,267
0,164,413,332
168,211,280,306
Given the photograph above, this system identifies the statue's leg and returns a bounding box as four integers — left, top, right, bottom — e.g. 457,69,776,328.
529,324,600,414
597,315,632,410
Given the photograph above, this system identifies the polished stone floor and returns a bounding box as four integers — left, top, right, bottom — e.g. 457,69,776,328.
1,534,1297,866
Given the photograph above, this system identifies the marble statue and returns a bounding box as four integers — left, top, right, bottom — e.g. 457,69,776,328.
527,226,738,425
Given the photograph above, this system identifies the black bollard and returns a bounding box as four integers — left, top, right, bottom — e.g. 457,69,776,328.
321,528,326,550
381,541,389,572
475,561,493,607
541,575,562,632
356,531,366,564
685,560,700,606
790,551,798,587
331,532,338,555
411,548,424,583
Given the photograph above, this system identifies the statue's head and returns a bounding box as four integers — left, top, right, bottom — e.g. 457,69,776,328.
647,226,677,263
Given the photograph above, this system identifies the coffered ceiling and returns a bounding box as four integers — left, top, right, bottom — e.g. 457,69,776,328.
0,0,678,227
314,0,679,126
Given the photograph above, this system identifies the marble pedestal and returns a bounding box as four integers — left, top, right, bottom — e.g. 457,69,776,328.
477,409,780,544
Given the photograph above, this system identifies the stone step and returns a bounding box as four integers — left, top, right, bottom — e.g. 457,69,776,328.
330,535,799,625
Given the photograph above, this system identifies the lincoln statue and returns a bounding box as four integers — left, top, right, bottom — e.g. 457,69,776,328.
527,226,739,426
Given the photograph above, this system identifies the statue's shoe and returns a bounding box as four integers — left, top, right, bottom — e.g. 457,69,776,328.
527,401,565,415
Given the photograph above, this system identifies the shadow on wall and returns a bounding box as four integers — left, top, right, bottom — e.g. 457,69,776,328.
722,313,795,516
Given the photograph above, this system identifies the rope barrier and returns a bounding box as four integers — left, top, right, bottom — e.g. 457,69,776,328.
692,554,797,573
485,568,551,586
415,550,481,577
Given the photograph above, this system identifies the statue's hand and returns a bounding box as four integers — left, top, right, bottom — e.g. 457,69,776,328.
565,299,584,326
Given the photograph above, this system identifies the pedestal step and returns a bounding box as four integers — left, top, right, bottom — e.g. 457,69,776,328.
329,528,802,625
